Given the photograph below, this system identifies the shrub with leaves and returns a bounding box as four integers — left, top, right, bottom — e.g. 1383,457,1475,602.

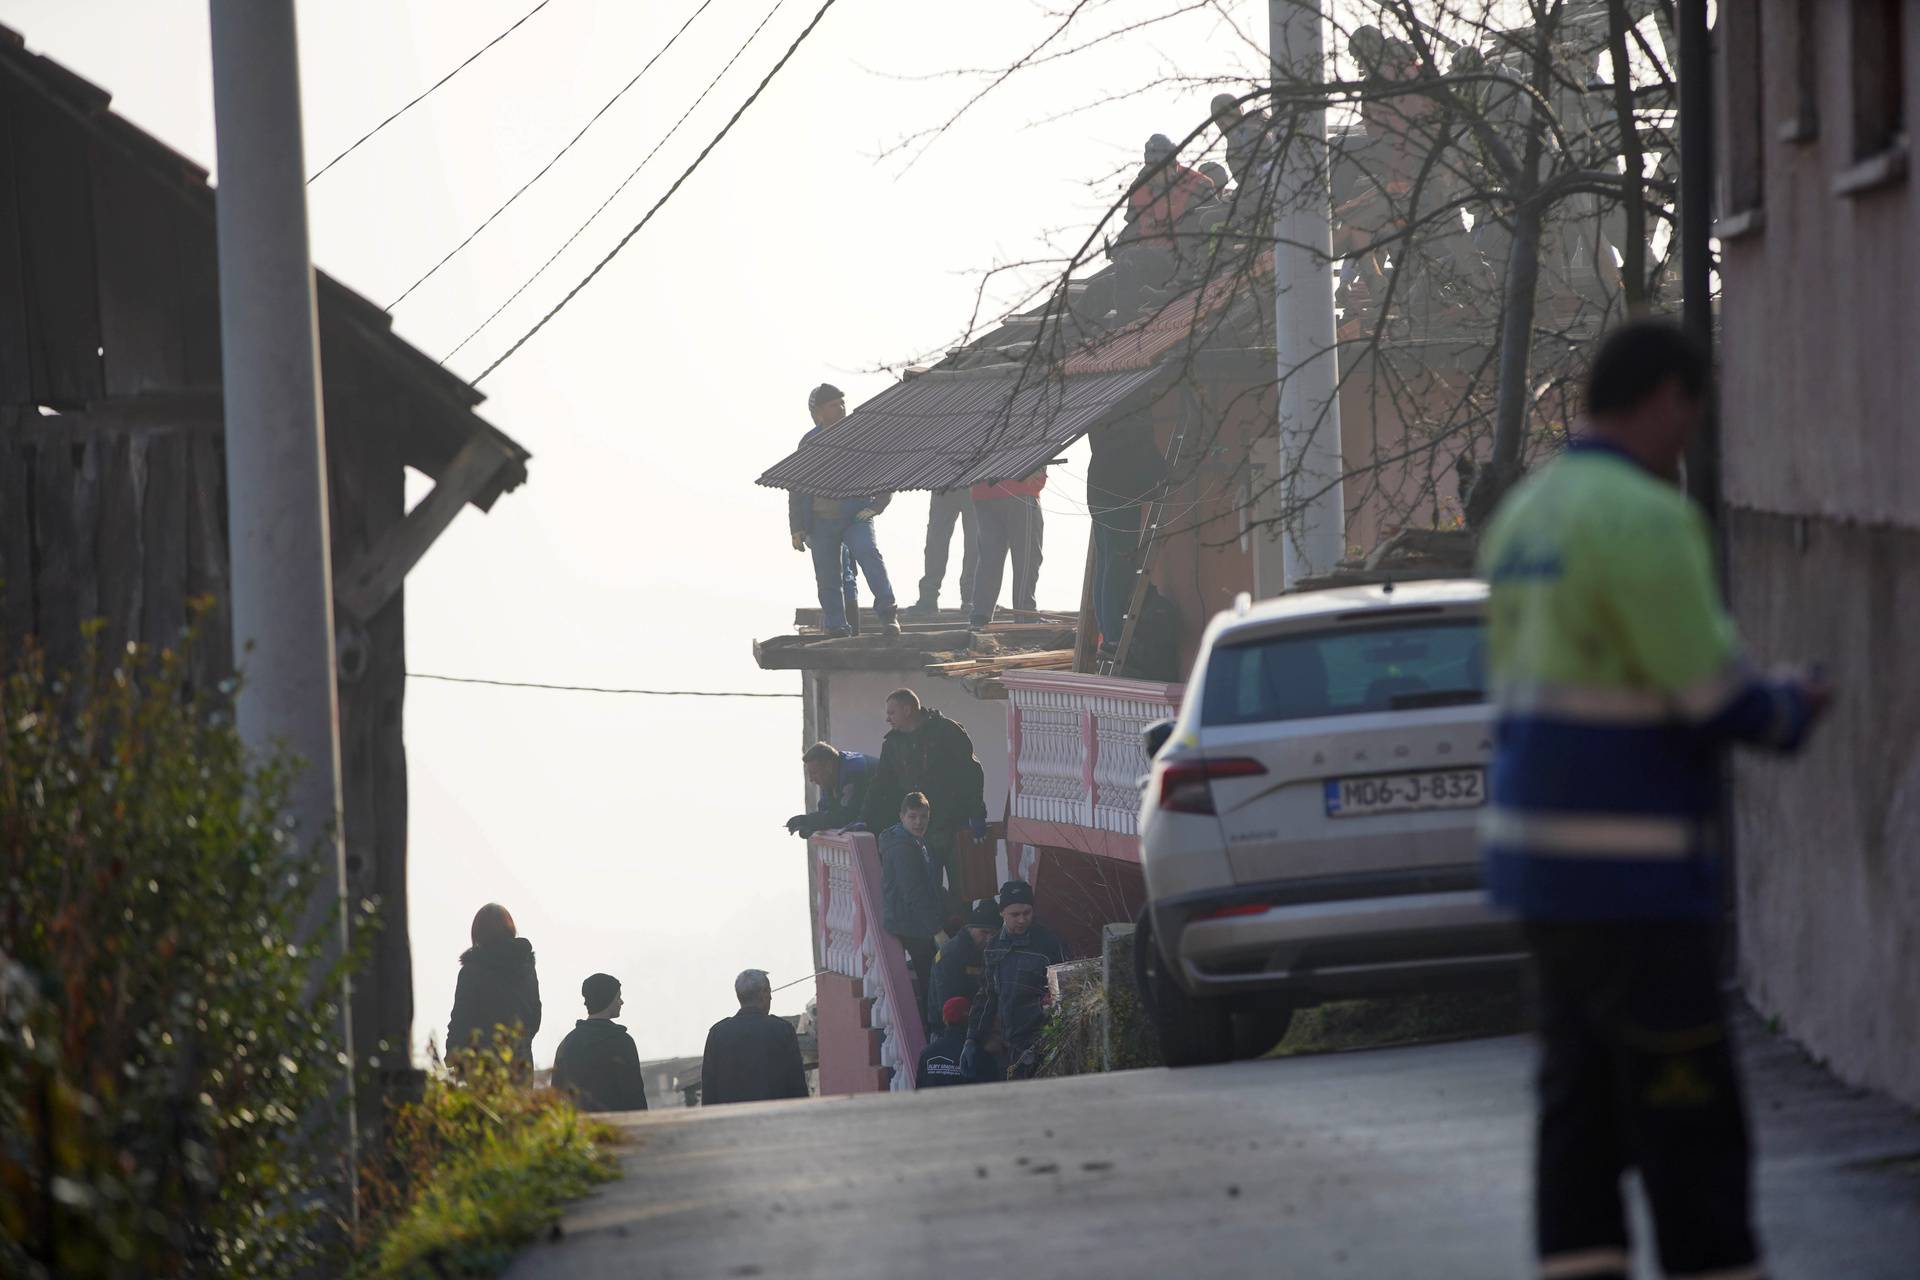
0,630,366,1278
354,1038,617,1279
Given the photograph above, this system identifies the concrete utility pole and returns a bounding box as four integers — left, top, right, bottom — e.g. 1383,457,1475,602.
208,0,358,1186
1261,0,1346,594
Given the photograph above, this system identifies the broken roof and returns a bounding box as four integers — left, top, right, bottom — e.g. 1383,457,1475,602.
755,366,1163,500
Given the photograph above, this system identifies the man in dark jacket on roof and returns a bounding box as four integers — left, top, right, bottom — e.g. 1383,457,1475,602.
964,880,1068,1081
861,688,988,904
550,973,648,1113
789,383,900,639
701,969,810,1106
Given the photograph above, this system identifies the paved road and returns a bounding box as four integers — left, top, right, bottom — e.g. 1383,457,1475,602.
509,1016,1920,1279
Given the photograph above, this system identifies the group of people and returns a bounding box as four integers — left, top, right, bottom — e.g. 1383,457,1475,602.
443,906,808,1112
787,383,1048,636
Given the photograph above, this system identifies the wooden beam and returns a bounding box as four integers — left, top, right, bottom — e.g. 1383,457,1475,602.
332,434,508,622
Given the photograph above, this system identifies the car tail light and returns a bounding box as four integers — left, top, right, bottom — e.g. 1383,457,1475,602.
1197,902,1270,921
1158,757,1266,815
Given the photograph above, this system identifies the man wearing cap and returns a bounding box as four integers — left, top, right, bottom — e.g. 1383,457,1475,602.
549,973,648,1113
926,896,1001,1029
964,879,1068,1081
701,969,810,1106
917,997,990,1088
789,383,901,639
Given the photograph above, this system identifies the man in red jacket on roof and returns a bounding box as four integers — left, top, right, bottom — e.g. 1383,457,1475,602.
967,469,1046,629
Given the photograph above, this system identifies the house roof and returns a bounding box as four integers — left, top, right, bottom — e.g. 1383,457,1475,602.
1061,250,1272,376
0,25,528,506
754,365,1163,499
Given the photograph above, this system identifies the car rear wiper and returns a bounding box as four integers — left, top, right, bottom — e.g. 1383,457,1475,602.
1390,689,1485,710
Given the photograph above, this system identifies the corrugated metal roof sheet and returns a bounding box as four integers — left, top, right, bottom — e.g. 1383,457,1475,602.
756,367,1163,498
1062,251,1273,376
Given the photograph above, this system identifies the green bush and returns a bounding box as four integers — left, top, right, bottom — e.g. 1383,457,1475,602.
1,630,367,1277
354,1042,617,1279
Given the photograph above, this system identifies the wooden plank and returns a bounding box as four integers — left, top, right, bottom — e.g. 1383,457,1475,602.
91,136,188,396
0,82,34,404
183,432,231,684
13,81,104,406
1073,532,1098,672
139,434,190,652
0,414,35,659
31,433,82,673
92,433,142,661
332,434,508,622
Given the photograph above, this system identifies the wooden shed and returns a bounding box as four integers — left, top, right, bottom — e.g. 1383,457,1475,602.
0,26,531,1106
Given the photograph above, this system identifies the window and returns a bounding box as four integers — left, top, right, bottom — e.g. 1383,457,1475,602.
1851,0,1906,158
1200,619,1486,727
1778,0,1819,142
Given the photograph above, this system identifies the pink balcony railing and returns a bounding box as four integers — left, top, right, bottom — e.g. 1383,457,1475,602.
1002,671,1184,861
807,830,926,1093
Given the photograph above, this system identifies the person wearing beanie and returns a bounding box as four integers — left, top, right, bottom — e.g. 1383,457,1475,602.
916,995,992,1088
787,381,900,639
549,973,648,1113
964,879,1068,1081
925,895,1002,1028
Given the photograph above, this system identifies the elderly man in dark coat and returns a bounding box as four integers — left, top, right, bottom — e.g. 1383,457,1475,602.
550,973,648,1113
700,969,810,1106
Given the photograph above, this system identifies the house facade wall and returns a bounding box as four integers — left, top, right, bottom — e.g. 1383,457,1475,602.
1716,1,1920,1107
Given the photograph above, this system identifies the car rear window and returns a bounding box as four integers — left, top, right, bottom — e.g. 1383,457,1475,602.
1200,619,1486,726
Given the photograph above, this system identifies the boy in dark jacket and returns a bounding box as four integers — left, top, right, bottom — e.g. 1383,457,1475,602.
447,902,542,1073
550,973,648,1113
880,793,946,1030
862,689,988,903
926,896,1001,1028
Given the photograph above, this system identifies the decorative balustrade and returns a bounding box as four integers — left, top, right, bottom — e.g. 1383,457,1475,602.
806,830,926,1092
1002,671,1184,859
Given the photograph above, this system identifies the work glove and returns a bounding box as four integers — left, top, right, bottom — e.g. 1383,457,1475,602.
960,1039,980,1080
786,815,816,837
791,532,808,551
967,816,990,840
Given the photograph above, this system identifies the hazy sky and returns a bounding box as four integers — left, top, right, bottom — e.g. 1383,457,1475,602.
4,0,1275,1064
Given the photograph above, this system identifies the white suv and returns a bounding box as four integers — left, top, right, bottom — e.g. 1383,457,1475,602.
1135,579,1525,1066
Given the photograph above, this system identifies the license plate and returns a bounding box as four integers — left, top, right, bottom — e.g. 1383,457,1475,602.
1324,768,1485,817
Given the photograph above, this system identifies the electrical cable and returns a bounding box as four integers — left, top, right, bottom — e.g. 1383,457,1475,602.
408,672,799,697
461,0,839,383
442,0,792,365
308,0,559,184
387,0,722,309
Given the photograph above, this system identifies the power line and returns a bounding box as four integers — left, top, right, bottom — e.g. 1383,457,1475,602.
464,0,839,383
443,0,793,366
308,0,559,185
387,0,722,310
408,672,799,698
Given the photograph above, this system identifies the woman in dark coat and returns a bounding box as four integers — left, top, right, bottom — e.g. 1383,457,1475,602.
446,903,542,1073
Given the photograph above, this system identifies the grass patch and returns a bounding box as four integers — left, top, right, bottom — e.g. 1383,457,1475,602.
1270,988,1528,1058
354,1045,621,1279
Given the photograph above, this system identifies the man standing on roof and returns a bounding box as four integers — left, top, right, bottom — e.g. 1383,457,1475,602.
967,468,1047,629
789,383,901,639
1479,321,1834,1280
910,487,978,617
